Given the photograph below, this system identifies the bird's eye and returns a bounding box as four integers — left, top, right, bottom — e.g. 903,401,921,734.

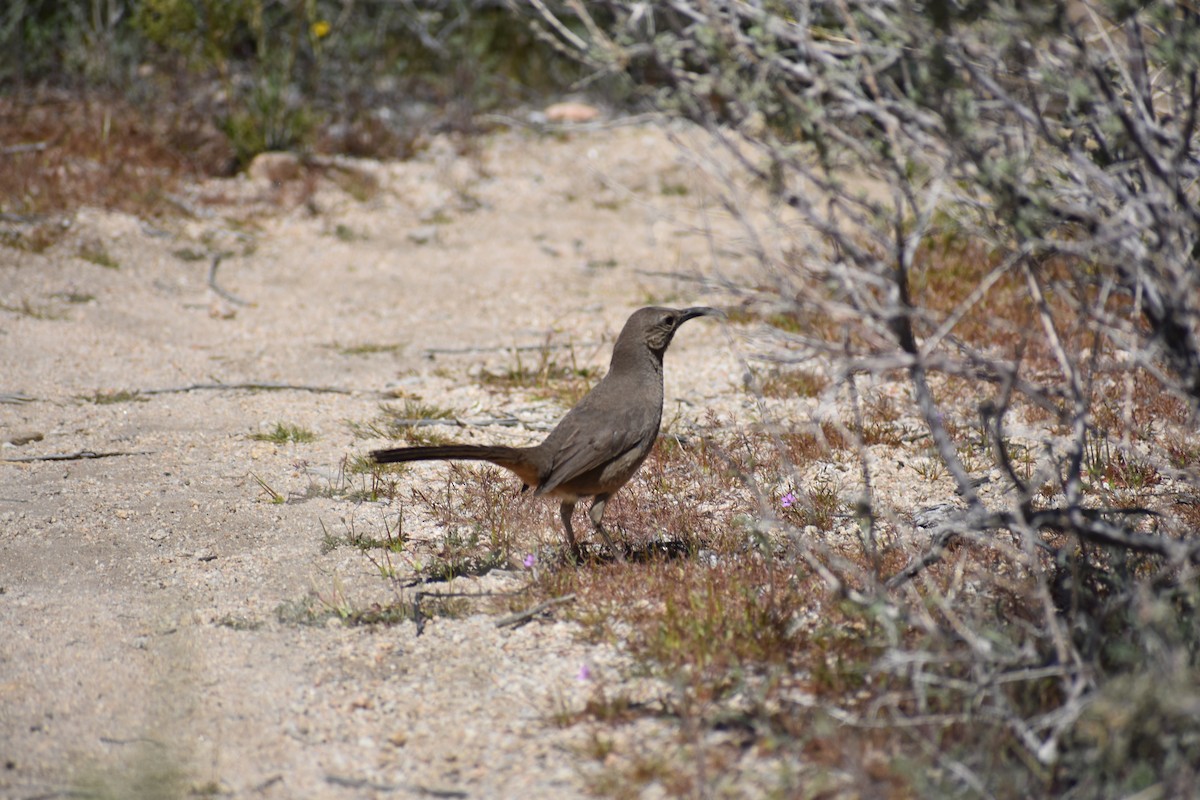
663,315,677,326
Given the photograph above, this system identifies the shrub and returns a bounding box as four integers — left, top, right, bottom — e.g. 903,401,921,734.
521,1,1200,793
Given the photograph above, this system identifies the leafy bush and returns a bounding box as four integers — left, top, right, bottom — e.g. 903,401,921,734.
523,1,1200,793
1,1,589,170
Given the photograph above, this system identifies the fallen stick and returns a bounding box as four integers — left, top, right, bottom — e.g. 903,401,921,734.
422,341,597,357
384,416,542,430
493,593,576,628
207,254,253,307
0,392,36,404
2,450,151,463
139,381,354,396
0,141,49,156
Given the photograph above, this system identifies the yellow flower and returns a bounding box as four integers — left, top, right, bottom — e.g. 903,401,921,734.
311,20,331,39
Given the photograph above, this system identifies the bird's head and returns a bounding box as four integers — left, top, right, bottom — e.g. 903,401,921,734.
618,305,724,359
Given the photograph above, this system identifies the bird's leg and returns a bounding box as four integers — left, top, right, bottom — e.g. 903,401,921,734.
588,494,623,560
559,500,581,561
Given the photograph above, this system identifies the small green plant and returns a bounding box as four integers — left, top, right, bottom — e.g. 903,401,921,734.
780,482,845,530
314,573,420,627
221,83,318,169
375,399,459,445
275,593,331,626
333,342,402,356
342,453,383,475
383,399,454,422
249,422,316,444
0,299,66,320
171,247,208,262
16,222,63,251
338,454,403,502
1083,433,1161,497
911,456,947,483
73,744,192,800
480,342,596,407
338,602,415,626
214,614,263,631
401,426,459,447
250,472,285,504
52,291,95,304
319,516,407,555
319,528,342,554
78,243,120,269
82,389,146,404
333,223,362,242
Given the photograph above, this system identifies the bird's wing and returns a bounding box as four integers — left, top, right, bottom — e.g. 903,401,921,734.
536,402,658,495
537,429,647,495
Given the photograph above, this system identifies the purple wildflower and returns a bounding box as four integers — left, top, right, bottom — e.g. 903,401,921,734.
781,491,797,509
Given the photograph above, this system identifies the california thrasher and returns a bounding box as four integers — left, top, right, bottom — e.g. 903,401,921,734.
370,306,722,557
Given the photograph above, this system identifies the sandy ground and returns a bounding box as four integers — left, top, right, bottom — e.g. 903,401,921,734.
1,121,764,798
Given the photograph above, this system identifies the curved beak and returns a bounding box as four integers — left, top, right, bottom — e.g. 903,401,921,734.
678,306,725,325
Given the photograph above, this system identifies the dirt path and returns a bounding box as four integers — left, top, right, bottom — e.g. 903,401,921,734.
1,122,750,797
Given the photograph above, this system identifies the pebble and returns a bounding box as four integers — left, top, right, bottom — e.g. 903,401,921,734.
408,226,439,245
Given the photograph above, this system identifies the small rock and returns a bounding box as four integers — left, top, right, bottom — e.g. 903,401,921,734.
247,151,302,185
149,528,169,542
408,226,438,245
208,300,236,319
913,503,959,529
544,102,600,123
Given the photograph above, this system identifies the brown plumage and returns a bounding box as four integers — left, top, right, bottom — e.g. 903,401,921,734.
370,306,722,557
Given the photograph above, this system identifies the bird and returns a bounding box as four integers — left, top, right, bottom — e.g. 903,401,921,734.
370,306,722,558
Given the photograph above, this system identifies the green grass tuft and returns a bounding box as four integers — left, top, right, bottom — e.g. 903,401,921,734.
249,422,316,444
79,243,120,269
83,389,147,404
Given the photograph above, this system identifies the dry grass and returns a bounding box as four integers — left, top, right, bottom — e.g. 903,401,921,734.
780,421,851,462
581,558,815,686
528,533,935,796
345,399,459,447
549,536,1194,796
479,245,1200,795
756,366,829,398
335,311,1200,797
478,343,599,408
0,93,227,220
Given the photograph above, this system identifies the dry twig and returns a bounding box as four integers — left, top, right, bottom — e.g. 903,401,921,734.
207,254,253,307
494,593,576,628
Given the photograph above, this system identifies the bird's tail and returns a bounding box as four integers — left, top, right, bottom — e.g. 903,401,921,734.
369,444,522,464
369,444,538,485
